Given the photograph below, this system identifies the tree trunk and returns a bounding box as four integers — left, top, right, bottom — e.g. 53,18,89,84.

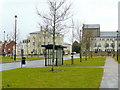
52,12,56,71
52,33,55,71
79,47,82,62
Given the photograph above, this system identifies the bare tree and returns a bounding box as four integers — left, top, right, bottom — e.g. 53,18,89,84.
82,26,94,60
8,29,20,42
73,22,83,62
37,0,72,71
67,19,75,64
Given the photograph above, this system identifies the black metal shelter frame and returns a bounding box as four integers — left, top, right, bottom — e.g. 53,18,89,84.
42,44,66,66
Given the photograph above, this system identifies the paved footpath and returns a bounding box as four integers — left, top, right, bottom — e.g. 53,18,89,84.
0,55,79,71
99,57,118,89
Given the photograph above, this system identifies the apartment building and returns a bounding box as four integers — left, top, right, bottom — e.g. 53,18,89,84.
82,24,119,56
16,30,64,55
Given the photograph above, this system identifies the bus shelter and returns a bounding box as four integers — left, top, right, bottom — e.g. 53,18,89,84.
42,44,66,66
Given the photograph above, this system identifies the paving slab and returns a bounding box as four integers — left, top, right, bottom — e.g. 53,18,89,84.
99,57,118,89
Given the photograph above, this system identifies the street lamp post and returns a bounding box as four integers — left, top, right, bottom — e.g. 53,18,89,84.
112,38,115,57
33,36,35,55
3,31,5,56
80,30,82,62
117,31,119,61
14,15,17,61
26,40,29,58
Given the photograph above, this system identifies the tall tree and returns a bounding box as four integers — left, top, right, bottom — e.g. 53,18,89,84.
72,41,80,53
37,0,72,71
73,22,83,62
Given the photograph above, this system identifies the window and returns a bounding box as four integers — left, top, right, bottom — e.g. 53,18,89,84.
33,49,35,52
102,38,105,40
39,42,41,45
94,43,97,47
105,43,109,48
110,39,113,41
33,36,35,39
98,44,101,47
33,42,35,45
111,43,115,48
96,38,99,40
106,38,109,40
91,38,93,40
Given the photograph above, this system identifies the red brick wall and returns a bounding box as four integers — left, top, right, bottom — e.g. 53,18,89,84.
6,41,15,55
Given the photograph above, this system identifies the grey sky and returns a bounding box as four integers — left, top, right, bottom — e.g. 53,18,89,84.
0,0,119,43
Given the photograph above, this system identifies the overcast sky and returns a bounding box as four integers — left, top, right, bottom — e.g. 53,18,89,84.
0,0,119,43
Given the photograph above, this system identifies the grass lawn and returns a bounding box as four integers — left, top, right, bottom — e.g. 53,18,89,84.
16,54,44,57
2,67,103,88
63,58,106,67
25,57,45,61
1,56,45,63
1,56,21,63
113,56,120,64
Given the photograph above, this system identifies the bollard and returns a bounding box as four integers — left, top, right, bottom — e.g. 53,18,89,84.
71,52,74,65
21,57,26,68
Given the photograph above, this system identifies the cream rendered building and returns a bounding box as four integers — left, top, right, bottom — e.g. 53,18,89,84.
63,43,72,54
17,30,64,55
90,31,119,52
82,24,120,56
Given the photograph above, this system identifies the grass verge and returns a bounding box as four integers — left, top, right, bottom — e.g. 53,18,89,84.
113,56,120,64
63,58,106,67
1,56,45,63
2,67,103,88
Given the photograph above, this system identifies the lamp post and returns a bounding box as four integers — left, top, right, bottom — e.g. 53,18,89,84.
4,31,5,42
112,38,115,57
33,36,35,55
3,31,5,56
116,31,119,61
14,15,17,61
80,30,82,62
26,39,29,58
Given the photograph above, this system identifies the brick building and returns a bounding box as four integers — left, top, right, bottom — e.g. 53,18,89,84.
0,41,15,55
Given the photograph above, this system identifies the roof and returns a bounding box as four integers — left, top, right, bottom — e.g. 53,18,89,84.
100,31,117,37
30,31,41,34
30,31,61,35
83,24,100,29
64,42,71,45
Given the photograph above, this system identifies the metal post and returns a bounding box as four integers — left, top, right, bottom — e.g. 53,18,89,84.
62,49,64,65
14,15,17,61
43,49,47,66
3,31,5,56
48,49,51,66
71,53,73,64
80,30,82,62
85,50,87,60
21,49,24,68
117,31,119,61
56,49,58,66
27,40,28,58
71,55,73,64
7,34,8,42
